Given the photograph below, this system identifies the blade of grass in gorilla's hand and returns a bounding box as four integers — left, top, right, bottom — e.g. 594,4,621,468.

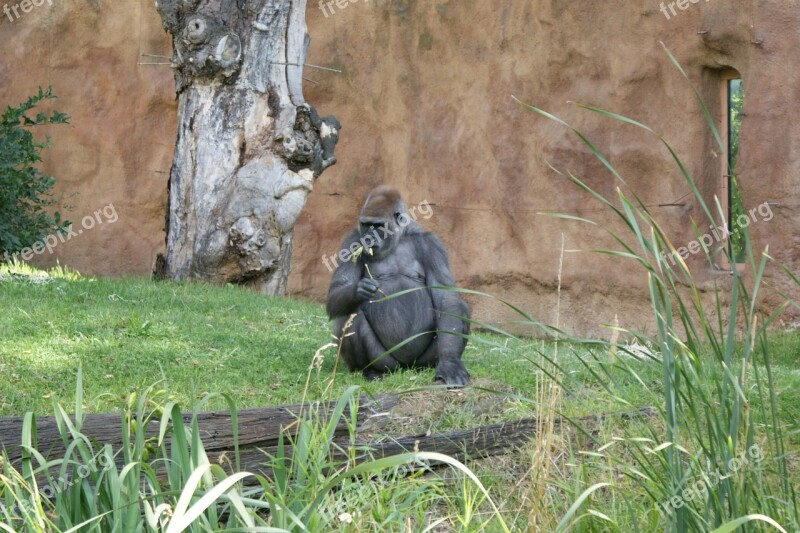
352,245,386,296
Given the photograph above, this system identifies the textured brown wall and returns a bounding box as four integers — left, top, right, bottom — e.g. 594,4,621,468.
0,0,174,274
2,0,798,337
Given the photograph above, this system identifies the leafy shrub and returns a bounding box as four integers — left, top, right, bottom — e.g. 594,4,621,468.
0,86,70,257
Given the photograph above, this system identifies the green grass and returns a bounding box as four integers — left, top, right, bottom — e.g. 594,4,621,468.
0,266,663,420
2,260,800,530
1,273,335,415
2,267,799,432
512,51,800,529
0,268,533,416
1,373,512,532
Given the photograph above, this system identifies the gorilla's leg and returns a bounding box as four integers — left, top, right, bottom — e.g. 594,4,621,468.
414,326,469,368
415,303,470,382
335,313,403,380
413,342,439,369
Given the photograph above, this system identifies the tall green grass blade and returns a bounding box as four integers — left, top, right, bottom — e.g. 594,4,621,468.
554,482,611,533
709,514,787,533
166,465,252,533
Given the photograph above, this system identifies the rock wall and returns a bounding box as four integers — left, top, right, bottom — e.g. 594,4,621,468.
2,0,798,337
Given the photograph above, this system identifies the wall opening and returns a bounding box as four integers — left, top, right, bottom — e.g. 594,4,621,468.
720,70,745,267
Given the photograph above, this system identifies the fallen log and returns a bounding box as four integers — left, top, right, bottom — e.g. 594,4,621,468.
206,406,658,483
1,395,655,488
356,406,658,464
0,394,397,466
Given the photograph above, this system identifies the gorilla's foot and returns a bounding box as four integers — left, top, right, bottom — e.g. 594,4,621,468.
434,358,470,387
362,368,384,381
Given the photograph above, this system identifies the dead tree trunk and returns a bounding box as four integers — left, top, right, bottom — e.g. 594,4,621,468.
155,0,339,294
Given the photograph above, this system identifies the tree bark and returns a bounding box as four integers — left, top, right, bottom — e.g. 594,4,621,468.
155,0,339,294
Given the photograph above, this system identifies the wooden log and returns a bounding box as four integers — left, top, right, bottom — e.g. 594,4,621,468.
0,395,397,466
1,398,654,490
208,407,658,483
354,406,657,465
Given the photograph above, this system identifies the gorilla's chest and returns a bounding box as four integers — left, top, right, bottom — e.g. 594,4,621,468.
360,246,436,343
365,246,426,289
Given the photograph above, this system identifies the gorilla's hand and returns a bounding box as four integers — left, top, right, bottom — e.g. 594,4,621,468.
435,358,470,387
356,278,381,301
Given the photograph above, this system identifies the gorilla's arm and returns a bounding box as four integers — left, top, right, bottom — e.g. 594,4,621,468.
326,230,373,317
414,233,471,385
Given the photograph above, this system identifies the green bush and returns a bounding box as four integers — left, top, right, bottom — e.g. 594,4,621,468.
0,87,70,258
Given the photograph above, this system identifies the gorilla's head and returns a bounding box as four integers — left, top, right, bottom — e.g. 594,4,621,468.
359,185,408,259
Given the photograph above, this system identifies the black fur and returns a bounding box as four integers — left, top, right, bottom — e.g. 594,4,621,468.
326,188,470,386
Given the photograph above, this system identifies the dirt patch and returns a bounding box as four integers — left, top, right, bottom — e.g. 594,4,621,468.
357,377,524,441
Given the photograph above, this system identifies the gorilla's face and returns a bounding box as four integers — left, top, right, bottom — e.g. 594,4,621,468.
358,186,408,259
359,215,402,258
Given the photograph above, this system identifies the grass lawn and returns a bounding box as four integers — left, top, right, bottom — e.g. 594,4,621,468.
0,271,541,417
0,267,665,421
2,267,799,427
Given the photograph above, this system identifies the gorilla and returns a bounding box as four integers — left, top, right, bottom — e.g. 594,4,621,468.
326,185,470,386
